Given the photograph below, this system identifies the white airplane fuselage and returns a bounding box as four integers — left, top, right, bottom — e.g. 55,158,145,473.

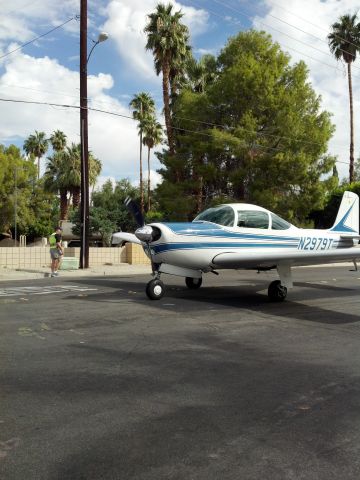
147,221,357,272
117,192,360,300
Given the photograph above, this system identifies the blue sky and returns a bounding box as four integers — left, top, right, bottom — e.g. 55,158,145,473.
0,0,359,187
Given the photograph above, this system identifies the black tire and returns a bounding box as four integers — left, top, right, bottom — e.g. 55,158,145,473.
185,277,203,289
146,279,165,300
268,280,287,302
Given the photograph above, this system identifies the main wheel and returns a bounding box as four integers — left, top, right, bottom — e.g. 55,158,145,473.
185,277,202,289
268,280,287,302
146,279,165,300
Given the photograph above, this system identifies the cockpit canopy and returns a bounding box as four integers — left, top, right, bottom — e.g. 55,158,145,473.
193,204,293,230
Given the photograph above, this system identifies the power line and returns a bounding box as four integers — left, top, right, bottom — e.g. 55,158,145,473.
211,0,360,71
0,96,349,165
3,0,42,16
0,16,78,60
189,0,358,76
266,0,360,51
0,81,348,149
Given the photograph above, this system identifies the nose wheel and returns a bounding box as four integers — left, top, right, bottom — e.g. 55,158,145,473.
146,279,165,300
268,280,287,302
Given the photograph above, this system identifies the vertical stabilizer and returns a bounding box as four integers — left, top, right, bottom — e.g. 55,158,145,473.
329,191,359,234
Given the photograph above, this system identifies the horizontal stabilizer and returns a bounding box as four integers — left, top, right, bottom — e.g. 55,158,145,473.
340,235,360,240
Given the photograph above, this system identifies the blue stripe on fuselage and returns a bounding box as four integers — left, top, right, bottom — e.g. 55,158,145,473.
162,222,299,242
152,242,297,254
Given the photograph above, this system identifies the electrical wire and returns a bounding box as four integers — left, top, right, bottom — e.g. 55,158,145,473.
0,96,349,165
212,0,360,59
189,0,359,76
265,0,360,51
0,16,79,60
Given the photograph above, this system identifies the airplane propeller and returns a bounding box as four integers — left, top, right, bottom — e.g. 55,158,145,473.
124,196,145,228
124,196,165,299
124,197,161,243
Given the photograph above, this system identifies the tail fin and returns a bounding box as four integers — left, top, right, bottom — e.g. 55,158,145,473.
329,191,359,234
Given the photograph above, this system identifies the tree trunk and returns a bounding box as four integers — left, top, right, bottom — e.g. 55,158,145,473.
147,146,151,211
348,62,354,183
37,156,40,179
162,59,175,156
196,174,203,213
60,189,68,220
140,132,144,215
72,187,80,208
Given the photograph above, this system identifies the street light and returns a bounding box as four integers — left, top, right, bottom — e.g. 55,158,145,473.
80,0,108,269
87,32,109,63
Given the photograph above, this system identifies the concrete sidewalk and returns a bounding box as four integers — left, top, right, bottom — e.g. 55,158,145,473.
0,263,151,281
0,262,357,282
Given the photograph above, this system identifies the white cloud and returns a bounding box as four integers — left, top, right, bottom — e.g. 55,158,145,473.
94,175,116,191
1,0,80,44
0,50,141,180
253,0,360,180
102,0,209,80
145,169,163,188
0,0,207,186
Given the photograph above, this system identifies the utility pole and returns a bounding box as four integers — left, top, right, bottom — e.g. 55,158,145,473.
80,0,89,268
14,167,17,246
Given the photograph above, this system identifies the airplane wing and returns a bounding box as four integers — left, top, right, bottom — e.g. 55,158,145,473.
212,247,360,268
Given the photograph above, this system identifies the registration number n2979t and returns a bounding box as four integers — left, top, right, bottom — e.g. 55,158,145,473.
297,237,334,250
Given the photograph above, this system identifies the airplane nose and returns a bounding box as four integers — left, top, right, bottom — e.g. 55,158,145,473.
135,225,162,243
135,225,155,242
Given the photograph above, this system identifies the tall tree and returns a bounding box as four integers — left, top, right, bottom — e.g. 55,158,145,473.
328,13,360,183
129,92,156,214
50,130,67,152
184,54,218,93
156,31,336,224
144,2,190,155
23,130,49,179
142,117,163,210
43,151,70,220
44,143,101,220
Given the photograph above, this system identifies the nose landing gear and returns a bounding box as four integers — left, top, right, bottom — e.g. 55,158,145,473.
146,278,165,300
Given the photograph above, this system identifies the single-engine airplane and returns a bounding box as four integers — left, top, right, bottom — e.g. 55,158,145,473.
112,191,360,301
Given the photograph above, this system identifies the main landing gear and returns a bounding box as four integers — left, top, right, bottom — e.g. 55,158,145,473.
185,277,202,289
145,275,203,300
268,280,287,302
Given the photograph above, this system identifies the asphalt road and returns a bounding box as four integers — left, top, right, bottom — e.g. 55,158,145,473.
1,266,360,480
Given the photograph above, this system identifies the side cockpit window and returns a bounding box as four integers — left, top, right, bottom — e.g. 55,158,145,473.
270,213,291,230
237,210,269,229
194,206,235,227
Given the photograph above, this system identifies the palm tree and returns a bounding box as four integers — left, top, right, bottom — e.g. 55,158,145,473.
23,130,49,179
142,117,163,210
43,151,70,220
62,143,102,208
44,143,101,219
328,14,360,183
130,92,156,214
50,130,67,152
185,54,218,93
144,3,190,155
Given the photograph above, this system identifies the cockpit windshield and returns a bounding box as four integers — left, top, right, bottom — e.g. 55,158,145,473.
193,205,235,227
270,213,292,230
